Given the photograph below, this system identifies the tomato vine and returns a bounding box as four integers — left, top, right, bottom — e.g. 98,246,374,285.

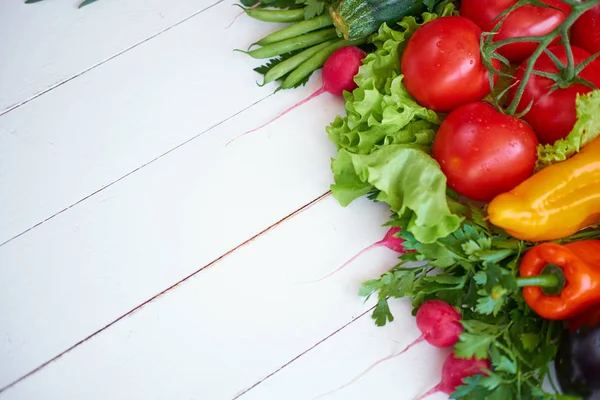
480,0,600,115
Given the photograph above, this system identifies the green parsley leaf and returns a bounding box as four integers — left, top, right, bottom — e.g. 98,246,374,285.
372,298,394,326
455,332,494,360
298,0,327,19
520,333,541,352
493,356,517,374
473,271,487,285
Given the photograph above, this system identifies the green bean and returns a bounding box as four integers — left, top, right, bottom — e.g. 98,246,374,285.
255,15,333,47
281,37,367,89
245,8,305,23
243,28,339,59
263,40,336,85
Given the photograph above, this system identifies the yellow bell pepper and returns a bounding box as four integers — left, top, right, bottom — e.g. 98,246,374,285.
488,136,600,242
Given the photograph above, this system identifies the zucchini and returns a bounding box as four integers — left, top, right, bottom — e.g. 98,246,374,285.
329,0,427,40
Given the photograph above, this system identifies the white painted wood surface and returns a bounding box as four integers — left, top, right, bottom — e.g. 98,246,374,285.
0,1,442,399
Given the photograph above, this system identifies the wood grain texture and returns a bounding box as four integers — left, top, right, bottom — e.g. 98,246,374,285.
0,1,445,399
239,299,450,400
0,0,220,113
0,67,357,388
0,196,407,399
0,0,289,245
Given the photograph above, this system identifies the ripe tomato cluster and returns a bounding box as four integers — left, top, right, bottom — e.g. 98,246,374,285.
401,0,600,202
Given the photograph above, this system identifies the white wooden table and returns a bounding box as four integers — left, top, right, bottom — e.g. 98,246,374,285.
0,1,445,399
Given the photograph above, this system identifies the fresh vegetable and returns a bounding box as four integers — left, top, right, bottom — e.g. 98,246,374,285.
488,135,600,242
328,0,432,40
314,300,462,398
240,7,306,23
332,146,462,244
570,2,600,55
252,14,333,47
229,46,366,144
507,45,600,145
238,28,339,59
460,0,571,63
357,205,600,397
401,16,497,113
519,240,600,320
239,0,299,8
487,0,600,117
536,89,600,169
415,353,490,400
432,102,538,202
328,6,463,245
259,41,335,85
233,0,600,398
556,325,600,399
414,299,463,348
278,38,366,89
311,227,405,282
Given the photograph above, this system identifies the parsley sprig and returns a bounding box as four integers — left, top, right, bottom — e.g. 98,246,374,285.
360,198,600,399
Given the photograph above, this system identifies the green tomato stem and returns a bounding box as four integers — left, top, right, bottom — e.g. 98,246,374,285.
493,0,600,115
561,27,576,82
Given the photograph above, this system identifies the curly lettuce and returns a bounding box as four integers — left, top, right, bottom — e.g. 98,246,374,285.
327,4,461,244
332,146,463,243
536,89,600,170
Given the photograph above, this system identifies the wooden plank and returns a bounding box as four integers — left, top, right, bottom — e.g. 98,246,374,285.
238,299,449,400
0,0,291,245
0,195,405,399
0,76,357,389
0,0,227,113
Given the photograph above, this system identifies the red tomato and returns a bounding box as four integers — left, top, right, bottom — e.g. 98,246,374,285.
432,102,538,202
460,0,571,62
507,45,600,145
401,16,496,113
571,3,600,54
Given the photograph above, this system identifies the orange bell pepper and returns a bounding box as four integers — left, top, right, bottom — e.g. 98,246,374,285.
487,136,600,242
519,240,600,320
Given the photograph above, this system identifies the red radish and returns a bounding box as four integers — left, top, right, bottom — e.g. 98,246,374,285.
415,353,491,400
309,227,405,283
414,300,464,348
227,46,366,145
313,301,462,399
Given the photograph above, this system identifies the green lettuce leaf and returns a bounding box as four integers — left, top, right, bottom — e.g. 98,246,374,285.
536,89,600,170
327,75,440,154
327,5,461,244
331,145,463,243
326,4,456,156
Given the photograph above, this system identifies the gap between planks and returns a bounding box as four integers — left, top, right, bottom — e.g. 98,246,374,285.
0,190,332,394
0,0,226,117
0,92,273,248
232,304,377,400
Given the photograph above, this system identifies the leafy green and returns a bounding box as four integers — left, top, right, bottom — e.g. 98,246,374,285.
536,89,600,169
327,6,462,244
328,75,440,155
295,0,330,19
356,208,600,399
331,145,462,243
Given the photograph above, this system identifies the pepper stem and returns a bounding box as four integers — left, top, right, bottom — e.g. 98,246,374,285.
517,275,560,288
516,264,566,296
